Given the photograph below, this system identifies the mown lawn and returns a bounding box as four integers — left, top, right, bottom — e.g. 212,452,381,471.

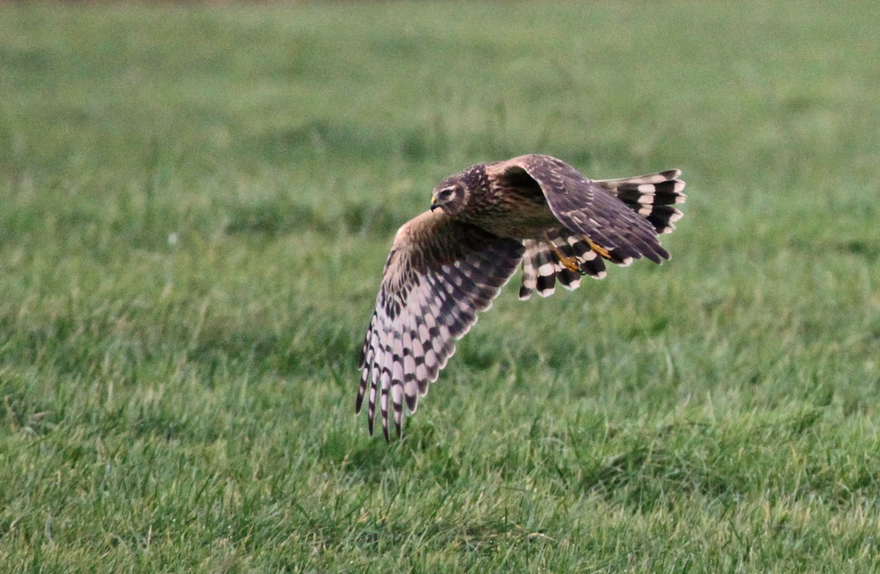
1,1,879,572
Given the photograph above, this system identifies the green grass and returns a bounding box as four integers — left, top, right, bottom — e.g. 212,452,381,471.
2,1,880,571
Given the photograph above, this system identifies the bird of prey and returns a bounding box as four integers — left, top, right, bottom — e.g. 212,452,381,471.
357,154,686,441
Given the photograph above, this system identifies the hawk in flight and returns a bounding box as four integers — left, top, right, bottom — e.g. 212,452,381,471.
357,154,686,441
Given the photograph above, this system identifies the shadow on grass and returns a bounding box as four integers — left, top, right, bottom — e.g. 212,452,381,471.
573,408,840,510
319,418,471,489
577,444,733,511
835,239,880,258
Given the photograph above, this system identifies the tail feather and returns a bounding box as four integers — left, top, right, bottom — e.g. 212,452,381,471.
519,230,607,300
596,170,686,234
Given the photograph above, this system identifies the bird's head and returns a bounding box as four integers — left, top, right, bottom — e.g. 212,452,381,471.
430,176,467,216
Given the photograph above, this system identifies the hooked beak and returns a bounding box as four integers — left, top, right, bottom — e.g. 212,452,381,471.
430,196,438,212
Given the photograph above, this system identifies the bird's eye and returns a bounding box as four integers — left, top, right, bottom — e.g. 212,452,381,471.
439,188,455,200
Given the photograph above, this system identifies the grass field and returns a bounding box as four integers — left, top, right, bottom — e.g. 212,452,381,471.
2,1,880,571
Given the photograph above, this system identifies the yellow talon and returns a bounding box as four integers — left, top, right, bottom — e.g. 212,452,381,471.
585,237,611,259
545,240,580,273
560,256,580,273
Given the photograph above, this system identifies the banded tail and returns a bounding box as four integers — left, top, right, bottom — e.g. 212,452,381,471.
595,169,686,234
518,169,686,300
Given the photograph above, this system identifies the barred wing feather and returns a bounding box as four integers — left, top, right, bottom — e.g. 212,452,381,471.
357,210,524,442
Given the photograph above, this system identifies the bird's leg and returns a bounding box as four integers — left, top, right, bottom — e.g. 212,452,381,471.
584,236,611,259
545,240,580,273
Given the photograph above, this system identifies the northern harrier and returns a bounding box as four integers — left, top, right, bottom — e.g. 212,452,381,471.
357,154,686,441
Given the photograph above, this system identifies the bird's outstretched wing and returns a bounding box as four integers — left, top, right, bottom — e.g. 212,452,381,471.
488,154,670,264
357,210,524,441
